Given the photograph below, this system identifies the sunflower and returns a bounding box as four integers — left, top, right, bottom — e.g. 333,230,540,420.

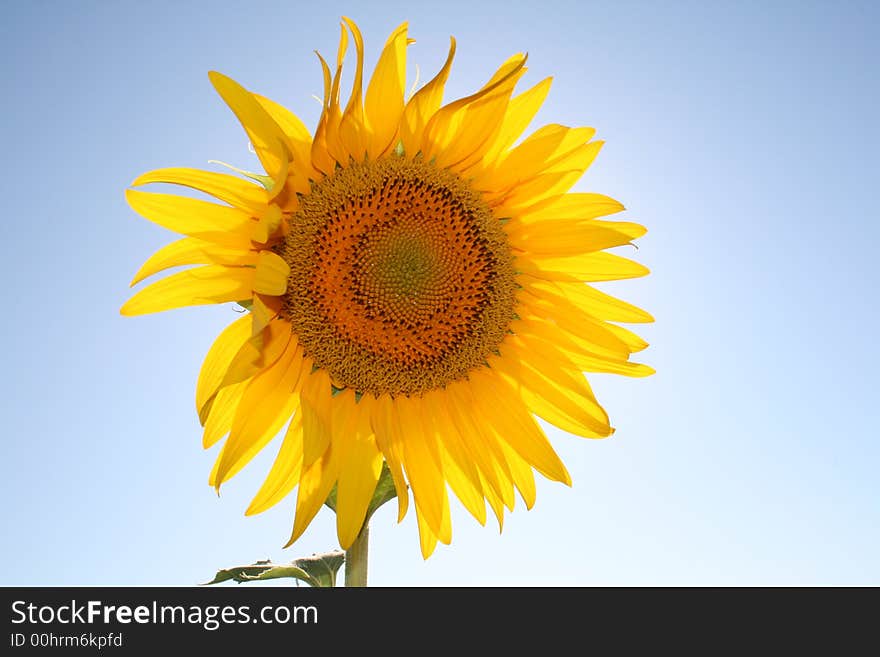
121,18,653,558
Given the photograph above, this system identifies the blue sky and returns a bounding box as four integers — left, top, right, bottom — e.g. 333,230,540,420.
1,0,877,585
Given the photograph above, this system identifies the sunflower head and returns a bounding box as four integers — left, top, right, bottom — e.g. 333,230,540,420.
122,18,653,558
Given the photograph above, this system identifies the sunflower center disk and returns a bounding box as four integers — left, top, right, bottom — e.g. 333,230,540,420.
279,156,517,397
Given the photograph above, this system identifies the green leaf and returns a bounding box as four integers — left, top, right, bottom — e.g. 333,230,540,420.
203,551,345,587
239,565,316,585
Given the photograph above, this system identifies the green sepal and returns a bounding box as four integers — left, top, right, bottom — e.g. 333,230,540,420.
365,462,398,524
208,159,274,191
324,461,398,527
293,552,346,588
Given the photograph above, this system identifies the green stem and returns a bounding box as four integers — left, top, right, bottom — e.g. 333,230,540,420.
344,524,369,587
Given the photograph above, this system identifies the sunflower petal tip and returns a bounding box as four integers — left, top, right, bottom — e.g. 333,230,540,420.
287,517,310,547
337,534,354,552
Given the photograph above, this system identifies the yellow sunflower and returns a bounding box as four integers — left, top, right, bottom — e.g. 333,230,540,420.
121,18,653,558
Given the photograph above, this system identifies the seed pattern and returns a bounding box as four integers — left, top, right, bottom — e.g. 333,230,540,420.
279,156,517,397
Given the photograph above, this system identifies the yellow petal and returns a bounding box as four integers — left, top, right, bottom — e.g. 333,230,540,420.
212,340,304,487
395,396,451,544
444,381,516,510
364,21,409,158
516,296,634,359
202,380,247,448
517,327,653,378
603,322,652,353
498,441,537,509
437,79,524,172
336,402,383,549
520,281,652,352
196,314,252,420
422,391,486,526
508,221,645,257
251,93,312,143
483,138,605,206
482,53,529,87
518,251,650,282
401,37,456,155
246,413,304,515
370,393,411,523
545,280,654,323
310,52,336,175
480,470,506,531
132,167,267,214
319,24,349,165
569,351,654,377
208,71,290,186
421,54,527,161
300,368,333,468
125,190,253,246
514,192,626,224
493,345,612,439
471,368,572,485
215,318,292,395
493,170,584,216
482,77,552,165
253,93,318,194
478,125,596,191
120,265,254,316
130,238,257,287
544,139,604,176
337,17,368,160
427,57,527,170
250,204,282,244
250,293,276,336
287,447,339,546
415,503,440,559
252,251,290,295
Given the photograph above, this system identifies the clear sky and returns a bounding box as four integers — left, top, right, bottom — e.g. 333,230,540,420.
1,0,877,586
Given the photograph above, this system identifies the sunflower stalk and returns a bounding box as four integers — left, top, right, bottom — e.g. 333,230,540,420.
344,525,369,587
324,462,397,587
